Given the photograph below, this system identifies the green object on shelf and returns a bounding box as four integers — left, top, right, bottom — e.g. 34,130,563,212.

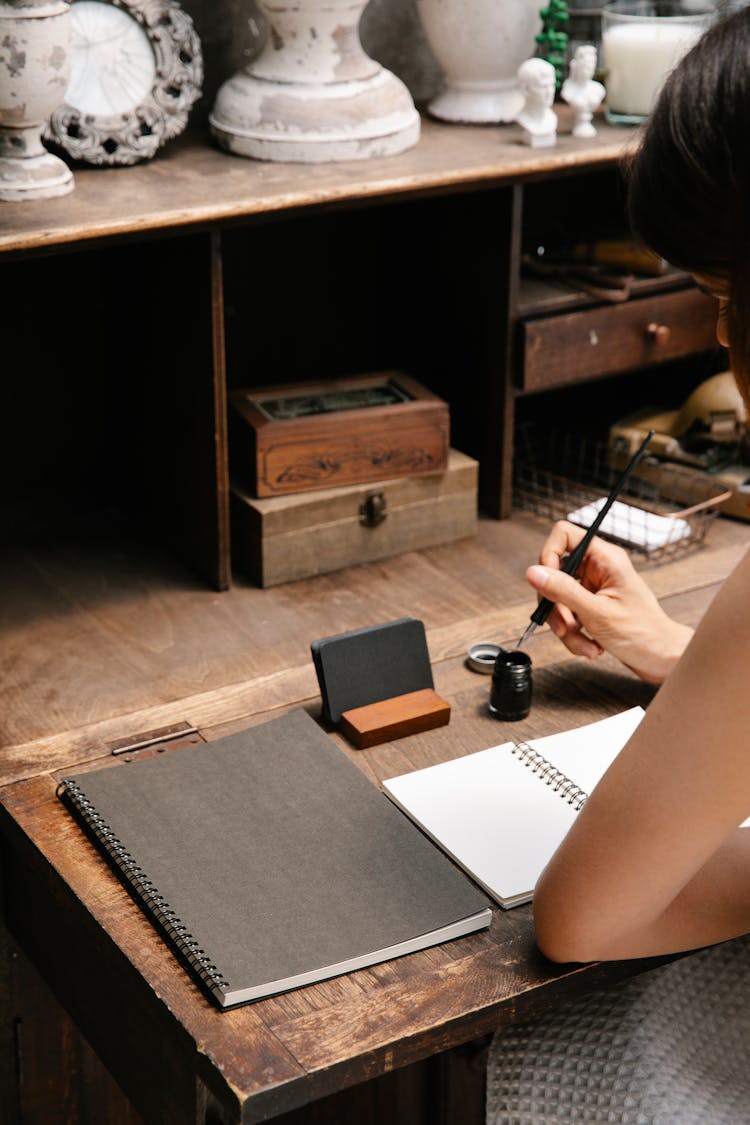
536,0,570,91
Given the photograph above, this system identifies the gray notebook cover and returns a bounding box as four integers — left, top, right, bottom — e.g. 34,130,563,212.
59,709,491,1008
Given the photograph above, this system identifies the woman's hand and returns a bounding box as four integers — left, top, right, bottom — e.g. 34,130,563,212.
526,520,692,683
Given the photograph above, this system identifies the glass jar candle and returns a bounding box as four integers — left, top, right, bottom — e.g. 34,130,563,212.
602,1,711,125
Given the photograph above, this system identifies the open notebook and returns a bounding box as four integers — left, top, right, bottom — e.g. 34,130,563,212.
383,708,644,909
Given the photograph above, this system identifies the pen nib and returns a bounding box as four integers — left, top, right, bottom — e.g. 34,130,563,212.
517,622,536,649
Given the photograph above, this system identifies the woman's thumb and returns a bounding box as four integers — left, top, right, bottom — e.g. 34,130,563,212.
526,564,598,618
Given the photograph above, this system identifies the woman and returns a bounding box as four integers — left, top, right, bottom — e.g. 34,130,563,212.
487,9,750,1120
531,5,750,966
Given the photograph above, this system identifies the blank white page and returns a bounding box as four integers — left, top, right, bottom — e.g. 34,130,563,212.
384,743,577,907
526,707,644,796
383,708,644,908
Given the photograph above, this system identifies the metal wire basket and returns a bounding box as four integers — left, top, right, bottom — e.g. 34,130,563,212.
513,428,731,561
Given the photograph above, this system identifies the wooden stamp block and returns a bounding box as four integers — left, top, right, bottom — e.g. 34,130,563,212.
229,371,449,498
339,689,451,749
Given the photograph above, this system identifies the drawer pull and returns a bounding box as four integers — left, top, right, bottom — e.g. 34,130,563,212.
645,321,671,345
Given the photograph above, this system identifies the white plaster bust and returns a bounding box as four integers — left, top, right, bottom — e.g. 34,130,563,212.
515,57,558,148
561,45,605,138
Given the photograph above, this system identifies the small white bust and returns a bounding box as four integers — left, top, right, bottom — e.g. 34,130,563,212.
515,58,558,148
561,45,605,138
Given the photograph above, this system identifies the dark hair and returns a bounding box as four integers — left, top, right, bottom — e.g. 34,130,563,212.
627,6,750,399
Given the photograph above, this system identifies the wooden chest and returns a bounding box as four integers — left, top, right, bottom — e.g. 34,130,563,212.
229,371,450,498
231,449,477,587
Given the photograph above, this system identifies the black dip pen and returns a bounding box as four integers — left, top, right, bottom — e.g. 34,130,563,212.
517,429,655,649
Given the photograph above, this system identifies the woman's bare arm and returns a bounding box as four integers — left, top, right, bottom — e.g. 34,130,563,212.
533,544,750,962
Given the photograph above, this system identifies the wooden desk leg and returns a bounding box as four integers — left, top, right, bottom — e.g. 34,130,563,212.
1,913,143,1125
196,1078,233,1125
0,821,220,1125
426,1037,492,1125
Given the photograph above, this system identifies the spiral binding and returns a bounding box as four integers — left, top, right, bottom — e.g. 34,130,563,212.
511,742,588,811
58,778,230,996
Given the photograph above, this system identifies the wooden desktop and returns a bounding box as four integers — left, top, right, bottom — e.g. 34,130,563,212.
1,111,744,1122
2,509,748,1124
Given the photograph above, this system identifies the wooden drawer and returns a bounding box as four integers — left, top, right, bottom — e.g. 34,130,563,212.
520,286,718,392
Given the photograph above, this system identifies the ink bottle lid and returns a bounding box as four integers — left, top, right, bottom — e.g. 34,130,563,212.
466,642,504,674
489,649,532,721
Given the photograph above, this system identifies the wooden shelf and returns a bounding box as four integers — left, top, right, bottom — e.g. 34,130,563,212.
517,267,692,319
1,112,638,256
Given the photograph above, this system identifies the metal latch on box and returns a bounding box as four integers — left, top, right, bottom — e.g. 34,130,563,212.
359,491,387,528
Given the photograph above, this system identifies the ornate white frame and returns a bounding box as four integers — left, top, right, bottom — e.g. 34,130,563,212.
45,0,203,166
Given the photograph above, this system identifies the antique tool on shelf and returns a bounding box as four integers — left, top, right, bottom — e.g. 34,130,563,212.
521,236,666,302
521,252,633,302
609,371,750,521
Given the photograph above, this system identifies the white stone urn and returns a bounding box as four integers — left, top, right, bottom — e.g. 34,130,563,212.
210,0,420,163
416,0,541,123
0,0,73,201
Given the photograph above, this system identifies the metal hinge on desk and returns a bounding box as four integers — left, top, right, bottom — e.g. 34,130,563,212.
106,721,202,758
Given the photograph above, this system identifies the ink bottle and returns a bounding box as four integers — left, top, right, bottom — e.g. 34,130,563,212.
489,649,532,721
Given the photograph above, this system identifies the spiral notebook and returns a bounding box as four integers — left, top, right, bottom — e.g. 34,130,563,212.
57,709,491,1009
383,708,645,909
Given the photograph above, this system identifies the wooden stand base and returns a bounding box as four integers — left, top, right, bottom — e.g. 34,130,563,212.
339,689,451,749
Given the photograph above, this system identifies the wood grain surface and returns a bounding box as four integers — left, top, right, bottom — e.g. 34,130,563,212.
0,114,636,256
2,511,746,781
0,510,745,1123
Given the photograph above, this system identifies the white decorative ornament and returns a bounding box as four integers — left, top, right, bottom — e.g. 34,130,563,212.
515,57,558,148
67,3,154,116
45,0,202,166
561,44,605,138
0,0,74,202
209,0,420,164
416,0,541,123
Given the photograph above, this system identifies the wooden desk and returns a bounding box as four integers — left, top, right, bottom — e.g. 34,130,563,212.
2,513,747,1125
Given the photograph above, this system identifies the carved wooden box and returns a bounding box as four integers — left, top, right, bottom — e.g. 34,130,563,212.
229,372,449,498
231,449,477,587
